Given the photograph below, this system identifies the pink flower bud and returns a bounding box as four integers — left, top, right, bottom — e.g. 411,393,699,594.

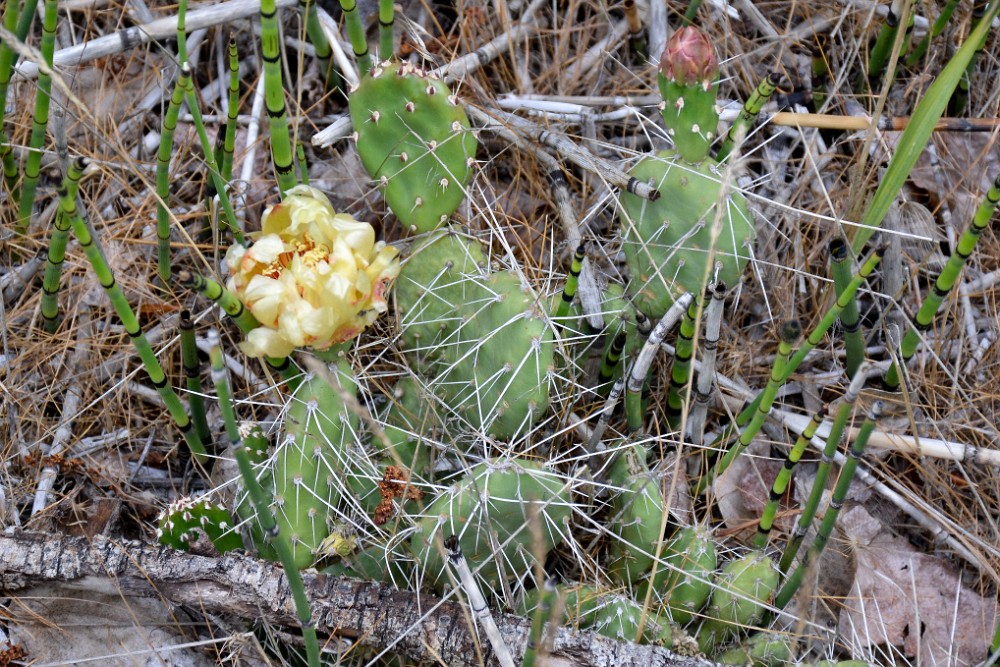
661,27,719,86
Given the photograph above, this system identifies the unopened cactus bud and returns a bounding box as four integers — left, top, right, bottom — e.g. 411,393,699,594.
661,27,719,87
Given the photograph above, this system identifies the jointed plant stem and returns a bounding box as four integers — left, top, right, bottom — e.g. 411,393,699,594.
206,329,320,667
554,244,585,321
339,0,373,74
13,0,58,235
378,0,395,62
156,66,187,283
59,156,208,462
260,0,299,194
664,296,700,426
830,239,865,379
41,156,84,333
180,311,212,445
716,72,780,162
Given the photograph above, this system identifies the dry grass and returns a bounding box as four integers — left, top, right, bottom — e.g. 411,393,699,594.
1,0,999,665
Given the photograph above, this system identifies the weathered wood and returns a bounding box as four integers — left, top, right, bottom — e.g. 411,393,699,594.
0,532,719,667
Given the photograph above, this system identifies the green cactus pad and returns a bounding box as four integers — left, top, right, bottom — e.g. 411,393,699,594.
157,497,243,553
659,74,720,164
619,151,754,318
606,443,666,585
273,364,360,570
350,61,477,233
698,550,780,651
637,525,717,624
411,458,571,592
716,631,793,666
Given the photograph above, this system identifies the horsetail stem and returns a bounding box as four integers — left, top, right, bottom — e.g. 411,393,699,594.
296,141,309,185
950,0,989,115
554,244,585,321
699,319,801,494
260,0,299,195
174,270,259,332
13,0,58,235
180,310,212,445
378,0,394,61
299,0,338,89
775,400,881,608
716,72,780,162
177,63,244,243
883,171,1000,390
830,239,865,379
205,328,320,667
177,0,189,66
665,296,700,426
40,157,84,332
625,292,693,433
444,535,517,667
339,0,373,74
851,0,1000,253
597,329,626,390
715,245,884,451
521,577,558,667
778,366,871,573
156,66,187,283
60,156,207,461
866,0,906,86
905,0,960,65
174,270,300,388
221,36,240,183
753,405,828,548
688,281,726,445
0,0,18,199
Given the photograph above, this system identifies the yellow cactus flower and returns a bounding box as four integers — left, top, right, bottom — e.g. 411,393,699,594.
225,185,399,358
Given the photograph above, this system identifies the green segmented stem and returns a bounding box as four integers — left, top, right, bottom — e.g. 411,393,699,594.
598,329,627,388
778,367,870,573
156,69,186,283
296,141,309,185
173,270,300,389
716,72,781,162
682,0,702,24
206,329,320,667
830,239,864,379
177,0,189,65
175,270,259,332
554,244,585,320
378,0,394,61
180,310,212,445
699,319,801,494
13,0,57,235
40,158,84,332
177,63,243,243
624,293,693,432
712,246,884,452
0,0,17,198
260,0,298,195
339,0,372,74
521,577,558,667
59,157,207,461
299,0,338,89
221,36,240,182
867,0,905,85
665,296,700,426
688,281,726,445
906,0,960,65
884,172,1000,389
851,0,1000,253
753,405,828,548
950,0,989,116
775,401,881,608
811,36,830,110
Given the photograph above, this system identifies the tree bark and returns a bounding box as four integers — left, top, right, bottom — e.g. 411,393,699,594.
0,532,720,667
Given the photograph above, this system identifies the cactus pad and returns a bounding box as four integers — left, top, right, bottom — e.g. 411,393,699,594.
350,61,477,232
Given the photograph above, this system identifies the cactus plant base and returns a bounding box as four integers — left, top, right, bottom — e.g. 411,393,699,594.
619,151,754,318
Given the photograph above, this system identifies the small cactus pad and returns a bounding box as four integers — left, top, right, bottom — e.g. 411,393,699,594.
637,525,717,624
658,27,721,164
606,443,666,585
350,61,477,232
411,458,571,592
157,497,243,553
619,152,754,317
698,550,780,651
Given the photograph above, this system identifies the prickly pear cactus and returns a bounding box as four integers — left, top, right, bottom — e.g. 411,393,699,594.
411,458,571,592
349,61,478,233
637,524,717,624
618,27,755,318
395,229,555,441
606,443,666,585
273,364,361,569
157,497,243,553
697,550,780,652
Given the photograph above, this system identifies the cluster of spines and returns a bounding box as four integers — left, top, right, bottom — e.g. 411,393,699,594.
156,497,242,552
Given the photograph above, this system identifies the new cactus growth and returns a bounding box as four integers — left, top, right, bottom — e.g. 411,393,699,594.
411,459,571,592
619,27,755,317
637,525,717,624
697,550,780,652
606,443,667,585
350,61,478,232
157,497,243,553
